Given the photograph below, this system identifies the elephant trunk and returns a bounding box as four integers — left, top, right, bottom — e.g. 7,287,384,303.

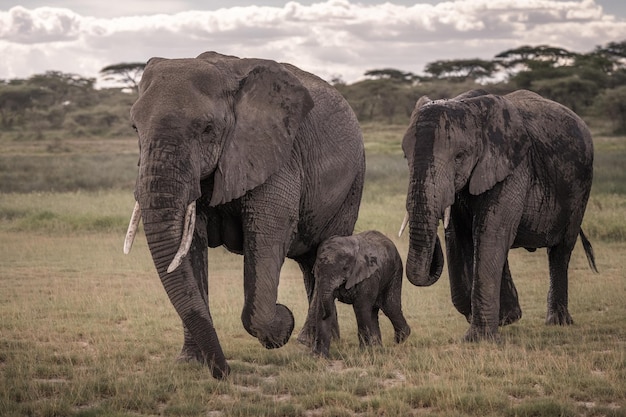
133,149,229,378
320,279,336,321
405,170,445,286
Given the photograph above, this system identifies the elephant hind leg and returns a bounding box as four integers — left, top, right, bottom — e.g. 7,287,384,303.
380,285,411,343
499,260,522,326
545,243,574,325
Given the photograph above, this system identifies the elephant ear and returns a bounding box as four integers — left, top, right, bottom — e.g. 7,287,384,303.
210,64,314,206
468,95,531,195
345,239,378,290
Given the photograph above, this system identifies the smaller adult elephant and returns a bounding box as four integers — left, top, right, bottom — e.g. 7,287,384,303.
400,89,598,342
307,230,411,357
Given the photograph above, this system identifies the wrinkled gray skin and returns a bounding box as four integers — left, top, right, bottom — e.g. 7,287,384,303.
402,89,597,342
308,230,410,358
126,52,365,379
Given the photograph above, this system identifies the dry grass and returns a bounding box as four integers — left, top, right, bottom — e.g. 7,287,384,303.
0,192,624,417
0,125,625,416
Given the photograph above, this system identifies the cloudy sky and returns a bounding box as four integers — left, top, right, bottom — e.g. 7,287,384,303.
1,0,625,85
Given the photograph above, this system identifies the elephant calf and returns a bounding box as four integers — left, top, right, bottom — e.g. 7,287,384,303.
307,230,411,357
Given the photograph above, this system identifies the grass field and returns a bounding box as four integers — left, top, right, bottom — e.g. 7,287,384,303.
0,123,625,417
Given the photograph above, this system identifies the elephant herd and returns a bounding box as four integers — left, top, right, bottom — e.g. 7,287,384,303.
123,52,597,379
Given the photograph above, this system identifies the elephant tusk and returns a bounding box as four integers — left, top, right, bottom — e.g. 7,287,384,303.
443,206,451,230
123,201,142,255
398,212,409,237
167,201,196,274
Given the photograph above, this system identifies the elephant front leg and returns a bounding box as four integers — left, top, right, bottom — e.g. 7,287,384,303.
445,217,473,321
545,243,574,325
296,254,340,347
466,225,516,342
239,184,299,349
312,302,336,358
354,302,382,347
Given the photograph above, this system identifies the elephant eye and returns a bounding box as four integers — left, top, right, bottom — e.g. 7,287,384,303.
203,122,214,135
131,124,138,133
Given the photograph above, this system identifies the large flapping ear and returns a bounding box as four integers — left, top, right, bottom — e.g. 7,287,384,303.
467,94,531,195
345,237,378,290
210,63,314,206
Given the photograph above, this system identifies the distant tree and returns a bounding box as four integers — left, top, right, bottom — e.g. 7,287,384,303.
532,76,600,113
593,85,626,133
0,83,52,128
423,59,496,82
592,40,626,86
28,71,95,106
100,62,146,91
597,40,626,61
364,68,416,83
495,45,577,71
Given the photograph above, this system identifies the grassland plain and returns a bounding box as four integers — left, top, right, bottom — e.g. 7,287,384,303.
0,123,625,417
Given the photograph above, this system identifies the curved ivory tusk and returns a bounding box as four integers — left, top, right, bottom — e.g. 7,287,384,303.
124,201,142,255
167,201,196,274
443,206,451,230
398,211,409,237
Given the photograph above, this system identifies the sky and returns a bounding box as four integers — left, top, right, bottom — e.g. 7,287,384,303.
1,0,625,85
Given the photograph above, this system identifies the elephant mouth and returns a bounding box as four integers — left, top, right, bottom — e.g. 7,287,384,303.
398,205,452,237
123,200,197,273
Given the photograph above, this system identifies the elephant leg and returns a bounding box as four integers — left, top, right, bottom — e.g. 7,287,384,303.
381,273,410,344
466,241,507,342
312,301,336,358
445,216,473,322
354,302,382,347
545,243,574,325
466,176,525,342
239,179,299,349
382,304,410,344
296,253,340,346
178,209,210,363
499,260,522,326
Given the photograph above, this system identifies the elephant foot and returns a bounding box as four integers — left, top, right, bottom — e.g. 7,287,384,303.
394,325,411,344
463,325,501,343
297,315,340,347
296,328,314,347
545,307,574,326
177,347,231,379
499,305,522,326
358,332,382,348
312,338,331,358
176,347,204,364
255,304,295,349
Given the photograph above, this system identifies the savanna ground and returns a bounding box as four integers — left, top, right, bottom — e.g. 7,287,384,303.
0,122,625,417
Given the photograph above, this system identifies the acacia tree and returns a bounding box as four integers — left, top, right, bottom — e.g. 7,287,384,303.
423,59,496,82
100,62,146,91
364,68,417,83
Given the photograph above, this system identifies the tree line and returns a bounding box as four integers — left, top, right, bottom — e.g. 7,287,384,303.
1,40,625,138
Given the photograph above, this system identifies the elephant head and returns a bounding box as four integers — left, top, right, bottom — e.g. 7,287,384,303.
401,89,530,286
314,235,375,319
123,52,313,378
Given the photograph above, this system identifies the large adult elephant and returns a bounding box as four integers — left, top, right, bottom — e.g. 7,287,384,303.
123,52,365,379
400,89,597,342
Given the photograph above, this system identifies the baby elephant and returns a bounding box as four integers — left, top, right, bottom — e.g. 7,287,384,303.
309,230,411,357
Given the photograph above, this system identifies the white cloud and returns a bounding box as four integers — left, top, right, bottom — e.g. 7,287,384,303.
0,0,624,84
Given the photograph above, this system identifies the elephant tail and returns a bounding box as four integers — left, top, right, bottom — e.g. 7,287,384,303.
579,229,598,273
